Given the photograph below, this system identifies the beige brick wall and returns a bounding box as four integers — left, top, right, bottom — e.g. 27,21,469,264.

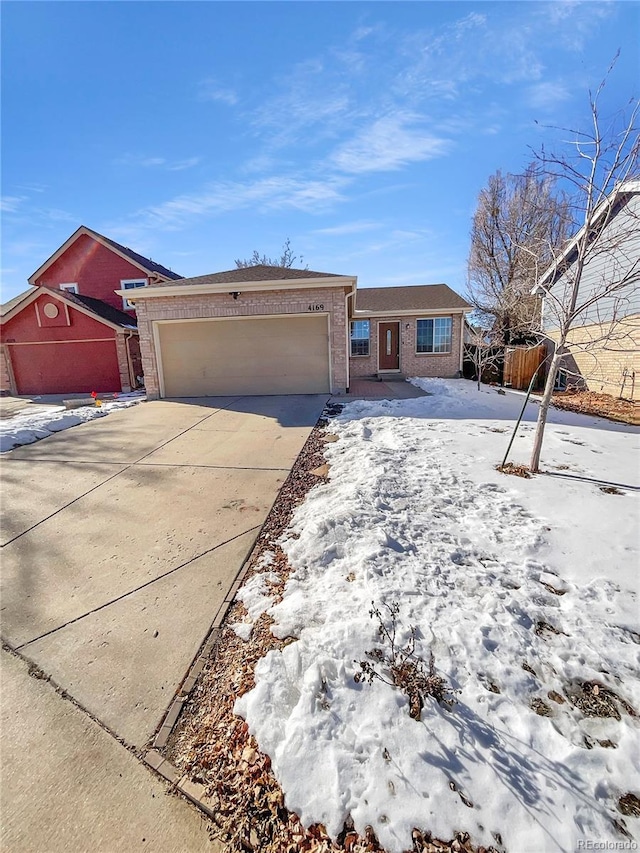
349,314,464,380
114,334,133,393
548,314,640,400
136,287,348,399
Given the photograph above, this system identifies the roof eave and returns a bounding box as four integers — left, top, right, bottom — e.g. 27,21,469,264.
27,226,175,285
116,275,358,301
537,182,640,289
353,306,471,317
0,286,134,332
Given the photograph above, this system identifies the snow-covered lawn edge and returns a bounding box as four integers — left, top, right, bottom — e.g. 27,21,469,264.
234,379,640,853
0,392,145,452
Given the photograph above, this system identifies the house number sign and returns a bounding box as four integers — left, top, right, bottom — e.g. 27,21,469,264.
307,303,325,311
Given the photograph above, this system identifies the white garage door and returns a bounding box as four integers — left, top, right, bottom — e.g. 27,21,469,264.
157,315,331,397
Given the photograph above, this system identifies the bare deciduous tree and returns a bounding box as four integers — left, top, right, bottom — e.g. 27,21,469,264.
235,238,307,270
463,322,504,390
466,167,571,344
529,67,639,472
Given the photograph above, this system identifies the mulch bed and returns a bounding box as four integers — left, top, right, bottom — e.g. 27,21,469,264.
549,390,638,425
164,405,494,853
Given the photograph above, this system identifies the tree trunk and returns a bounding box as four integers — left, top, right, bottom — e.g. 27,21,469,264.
530,344,564,473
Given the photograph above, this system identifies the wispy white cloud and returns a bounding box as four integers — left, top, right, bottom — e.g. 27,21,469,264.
36,207,76,223
197,79,238,105
114,153,201,171
16,183,47,194
3,239,51,257
251,58,352,148
540,1,613,51
1,195,75,224
240,154,288,175
246,5,586,166
332,113,451,174
343,228,430,258
1,196,27,213
313,220,381,236
168,157,202,172
527,81,571,111
393,8,549,101
119,175,350,233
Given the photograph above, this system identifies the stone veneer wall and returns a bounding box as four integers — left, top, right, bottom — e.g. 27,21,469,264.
349,314,464,379
136,287,348,399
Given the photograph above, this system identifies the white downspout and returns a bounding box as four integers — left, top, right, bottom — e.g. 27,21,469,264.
124,330,136,391
345,281,357,394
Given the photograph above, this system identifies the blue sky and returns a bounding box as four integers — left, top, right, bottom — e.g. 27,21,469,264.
2,1,638,302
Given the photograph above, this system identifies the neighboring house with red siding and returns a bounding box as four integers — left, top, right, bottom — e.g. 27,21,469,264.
1,226,181,396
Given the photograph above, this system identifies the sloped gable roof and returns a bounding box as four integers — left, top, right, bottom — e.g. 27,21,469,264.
355,284,470,313
0,288,34,316
146,264,344,288
96,231,183,280
69,293,137,327
538,180,640,289
28,226,183,285
1,286,137,330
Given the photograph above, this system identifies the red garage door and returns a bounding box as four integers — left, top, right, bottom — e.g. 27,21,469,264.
7,340,121,395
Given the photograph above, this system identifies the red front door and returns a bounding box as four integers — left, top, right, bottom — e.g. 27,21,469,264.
378,322,400,370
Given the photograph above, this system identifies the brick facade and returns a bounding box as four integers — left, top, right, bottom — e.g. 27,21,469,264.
33,233,145,316
348,313,464,379
114,335,133,393
548,314,640,400
1,293,133,395
136,287,349,399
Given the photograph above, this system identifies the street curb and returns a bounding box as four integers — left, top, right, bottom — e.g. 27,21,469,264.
145,409,334,827
150,537,260,751
143,750,218,819
143,536,267,817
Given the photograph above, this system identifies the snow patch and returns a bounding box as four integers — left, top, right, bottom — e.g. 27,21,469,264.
236,380,640,852
0,393,145,452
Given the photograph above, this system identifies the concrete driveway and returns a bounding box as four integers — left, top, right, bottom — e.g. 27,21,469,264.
0,394,327,747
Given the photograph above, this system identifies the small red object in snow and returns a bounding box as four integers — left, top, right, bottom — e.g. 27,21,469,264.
113,393,118,399
91,391,97,398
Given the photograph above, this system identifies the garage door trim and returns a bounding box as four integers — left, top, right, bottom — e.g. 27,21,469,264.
152,312,332,398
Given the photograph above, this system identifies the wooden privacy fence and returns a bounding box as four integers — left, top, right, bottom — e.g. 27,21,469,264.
503,344,546,390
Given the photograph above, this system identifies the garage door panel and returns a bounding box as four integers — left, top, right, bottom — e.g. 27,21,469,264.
158,316,330,397
8,341,121,395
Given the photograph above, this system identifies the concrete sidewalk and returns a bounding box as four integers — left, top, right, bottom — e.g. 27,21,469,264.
342,377,430,400
1,647,218,853
0,393,326,850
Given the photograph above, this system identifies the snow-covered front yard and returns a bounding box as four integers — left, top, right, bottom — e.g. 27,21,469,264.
235,379,639,853
0,392,145,452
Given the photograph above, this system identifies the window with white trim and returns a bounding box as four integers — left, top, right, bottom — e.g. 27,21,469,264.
416,317,452,353
121,278,147,310
350,320,370,356
60,283,79,294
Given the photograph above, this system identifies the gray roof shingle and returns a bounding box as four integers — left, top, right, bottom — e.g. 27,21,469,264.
355,284,470,313
1,286,136,328
71,293,137,327
91,230,183,280
146,264,345,288
0,289,33,316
